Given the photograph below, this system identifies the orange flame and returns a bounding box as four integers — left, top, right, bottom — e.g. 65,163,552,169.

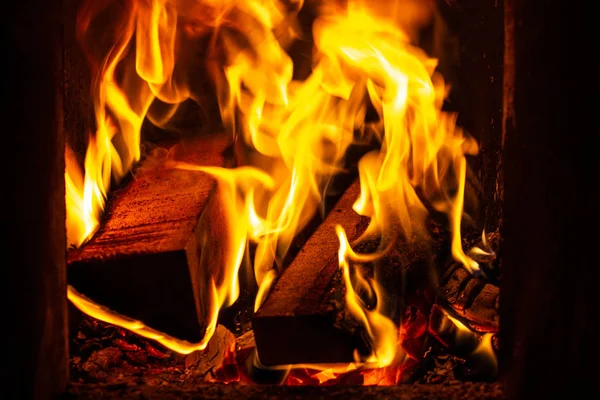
317,1,479,362
336,226,398,367
473,333,498,375
65,0,178,247
66,0,481,367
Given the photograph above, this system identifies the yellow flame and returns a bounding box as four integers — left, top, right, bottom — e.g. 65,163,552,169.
66,0,481,359
174,163,276,318
317,1,479,362
65,148,97,247
443,308,478,347
468,229,497,262
336,226,398,367
312,368,337,384
66,0,184,248
445,311,472,334
440,308,498,376
68,285,211,354
313,6,479,265
473,333,498,375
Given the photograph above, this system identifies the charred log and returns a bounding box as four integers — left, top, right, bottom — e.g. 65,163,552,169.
253,180,371,365
428,304,479,357
68,134,232,342
438,263,500,333
253,177,457,365
428,304,498,382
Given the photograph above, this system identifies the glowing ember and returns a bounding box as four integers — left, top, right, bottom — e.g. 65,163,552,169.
66,0,488,383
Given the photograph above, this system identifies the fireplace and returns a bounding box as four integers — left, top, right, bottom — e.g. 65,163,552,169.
6,0,589,399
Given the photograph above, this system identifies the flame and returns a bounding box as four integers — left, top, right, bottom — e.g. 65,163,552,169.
66,0,481,370
446,311,473,335
316,5,479,266
468,229,497,262
66,0,186,248
472,333,498,375
437,307,498,379
173,163,276,334
335,226,398,367
68,286,209,354
316,1,479,365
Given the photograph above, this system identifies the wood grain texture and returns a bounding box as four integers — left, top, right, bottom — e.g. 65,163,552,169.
68,134,232,342
253,180,370,365
439,263,499,333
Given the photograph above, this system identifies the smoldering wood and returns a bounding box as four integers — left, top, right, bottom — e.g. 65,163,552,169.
213,141,372,336
428,304,498,382
464,284,499,332
428,304,479,358
6,1,69,398
252,179,459,366
440,265,472,306
438,263,499,333
68,134,232,342
253,180,371,366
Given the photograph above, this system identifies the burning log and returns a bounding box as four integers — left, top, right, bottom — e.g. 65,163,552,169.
253,180,371,366
252,180,456,366
439,263,499,332
68,134,233,342
428,304,479,356
428,304,498,382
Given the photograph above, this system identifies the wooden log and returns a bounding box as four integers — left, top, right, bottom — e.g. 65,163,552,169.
252,179,455,366
68,134,232,342
428,304,479,357
454,278,486,313
439,263,499,333
428,304,498,382
440,264,472,306
464,283,499,332
6,1,68,398
253,180,371,366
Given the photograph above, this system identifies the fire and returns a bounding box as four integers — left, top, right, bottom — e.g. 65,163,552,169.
468,229,497,263
66,0,482,381
439,307,498,379
315,1,480,365
65,0,179,247
68,286,207,354
336,226,397,367
472,333,498,376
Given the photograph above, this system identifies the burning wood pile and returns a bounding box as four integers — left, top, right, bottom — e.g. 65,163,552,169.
65,0,501,389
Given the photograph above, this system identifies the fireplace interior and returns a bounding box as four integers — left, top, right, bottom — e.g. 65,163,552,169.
5,0,589,399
